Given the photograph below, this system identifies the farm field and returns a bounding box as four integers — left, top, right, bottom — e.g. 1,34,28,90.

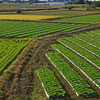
0,8,100,100
0,39,30,76
0,15,60,21
0,21,89,38
54,15,100,23
37,66,67,98
22,10,100,17
46,53,96,96
42,29,100,99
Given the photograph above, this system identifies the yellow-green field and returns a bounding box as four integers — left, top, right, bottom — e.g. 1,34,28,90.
0,15,60,21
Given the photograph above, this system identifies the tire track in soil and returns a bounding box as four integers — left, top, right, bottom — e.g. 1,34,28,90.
1,26,100,100
0,38,58,100
0,40,40,100
9,39,58,100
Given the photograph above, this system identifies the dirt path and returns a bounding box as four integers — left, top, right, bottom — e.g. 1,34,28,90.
0,25,100,100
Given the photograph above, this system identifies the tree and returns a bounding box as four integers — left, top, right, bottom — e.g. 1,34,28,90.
75,0,85,4
92,1,100,7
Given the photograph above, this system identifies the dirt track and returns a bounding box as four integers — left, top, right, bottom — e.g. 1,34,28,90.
0,25,100,100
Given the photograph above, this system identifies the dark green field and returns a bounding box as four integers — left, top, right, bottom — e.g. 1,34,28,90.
0,21,89,38
54,15,100,23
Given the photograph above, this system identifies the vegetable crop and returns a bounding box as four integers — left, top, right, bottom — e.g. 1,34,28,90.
46,53,95,96
74,34,100,48
52,44,100,87
0,39,31,74
0,21,88,38
38,67,66,98
54,15,100,23
58,38,100,68
65,37,100,57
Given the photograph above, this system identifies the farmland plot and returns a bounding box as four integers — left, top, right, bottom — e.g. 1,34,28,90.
58,38,100,68
74,35,100,48
46,53,96,96
0,39,30,74
52,44,100,87
54,15,100,23
37,67,66,98
44,29,100,98
0,21,89,38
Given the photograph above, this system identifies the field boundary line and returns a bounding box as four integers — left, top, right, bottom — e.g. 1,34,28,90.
64,38,100,59
52,45,100,89
88,33,100,39
37,71,49,98
45,54,79,96
81,35,100,44
74,37,100,50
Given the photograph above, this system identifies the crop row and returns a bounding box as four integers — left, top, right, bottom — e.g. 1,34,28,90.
88,33,100,39
0,39,31,74
81,33,100,43
54,15,100,23
37,67,66,98
52,44,100,87
74,35,100,48
81,34,100,44
65,37,100,57
46,53,95,96
88,30,100,37
0,21,89,38
58,38,100,69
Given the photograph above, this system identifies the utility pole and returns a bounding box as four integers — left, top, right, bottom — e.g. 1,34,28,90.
17,0,21,13
94,0,95,8
20,0,21,12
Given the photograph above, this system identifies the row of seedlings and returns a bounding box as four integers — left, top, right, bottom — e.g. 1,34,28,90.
81,33,100,43
74,35,100,49
0,39,31,73
80,34,100,44
37,67,67,98
46,53,96,96
52,44,100,88
65,37,100,57
0,21,89,38
58,38,100,69
89,31,100,37
88,33,100,39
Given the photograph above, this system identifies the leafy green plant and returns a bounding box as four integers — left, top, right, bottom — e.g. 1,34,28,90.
46,52,96,96
52,44,100,87
65,36,100,56
0,21,89,38
58,38,100,70
38,67,66,97
0,39,31,74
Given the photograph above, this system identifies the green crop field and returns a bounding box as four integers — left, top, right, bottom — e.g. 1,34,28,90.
0,21,89,38
55,15,100,23
45,29,100,98
38,67,66,98
46,53,96,96
0,39,30,75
